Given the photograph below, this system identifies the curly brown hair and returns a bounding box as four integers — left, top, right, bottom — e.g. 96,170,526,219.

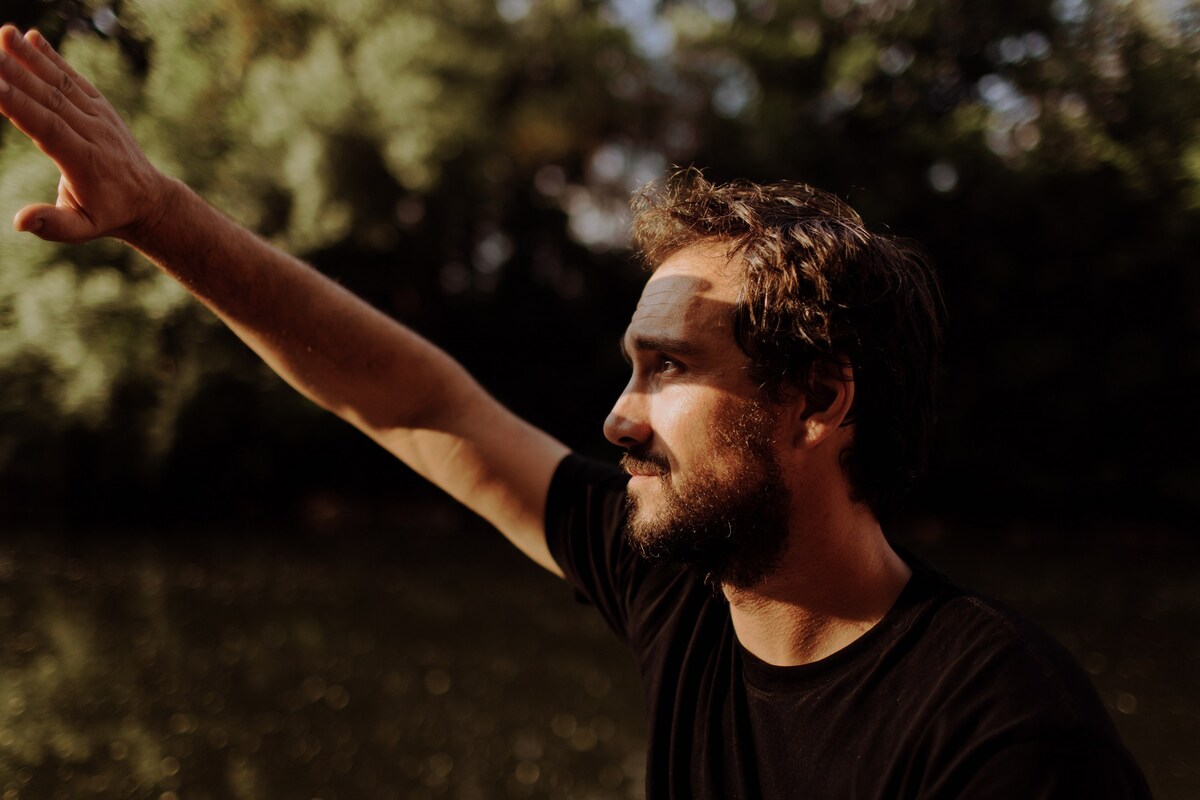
630,169,944,516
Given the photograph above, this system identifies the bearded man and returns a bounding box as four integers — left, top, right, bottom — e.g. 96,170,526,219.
0,24,1149,798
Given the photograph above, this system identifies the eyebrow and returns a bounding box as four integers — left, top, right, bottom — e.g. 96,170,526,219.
619,334,702,362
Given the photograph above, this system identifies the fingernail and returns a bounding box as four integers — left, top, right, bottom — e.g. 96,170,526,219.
30,218,44,232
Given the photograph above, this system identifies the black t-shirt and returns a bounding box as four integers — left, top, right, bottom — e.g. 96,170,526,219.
544,454,1152,799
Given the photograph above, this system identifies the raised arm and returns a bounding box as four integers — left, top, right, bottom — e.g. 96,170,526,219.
0,25,569,575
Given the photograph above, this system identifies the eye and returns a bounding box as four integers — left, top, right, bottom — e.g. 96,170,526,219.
656,355,683,374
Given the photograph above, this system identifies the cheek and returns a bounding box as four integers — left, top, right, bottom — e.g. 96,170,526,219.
651,388,704,446
653,387,730,464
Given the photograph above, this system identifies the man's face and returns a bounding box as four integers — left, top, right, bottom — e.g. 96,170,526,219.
603,243,791,588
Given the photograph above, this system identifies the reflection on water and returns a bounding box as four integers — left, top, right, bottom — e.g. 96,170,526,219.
0,508,1195,799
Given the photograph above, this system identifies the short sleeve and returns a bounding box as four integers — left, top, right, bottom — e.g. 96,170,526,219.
544,453,642,643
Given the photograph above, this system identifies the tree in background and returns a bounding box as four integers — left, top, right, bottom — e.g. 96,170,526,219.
1,0,1196,524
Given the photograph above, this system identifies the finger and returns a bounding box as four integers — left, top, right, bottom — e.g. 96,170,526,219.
0,38,97,137
0,26,97,120
0,77,91,165
14,202,96,243
24,29,102,100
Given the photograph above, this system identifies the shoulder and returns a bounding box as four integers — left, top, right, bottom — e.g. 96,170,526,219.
545,453,629,524
543,453,630,576
913,572,1112,731
893,562,1150,796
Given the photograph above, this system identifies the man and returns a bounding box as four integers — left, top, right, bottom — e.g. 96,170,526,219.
0,25,1150,798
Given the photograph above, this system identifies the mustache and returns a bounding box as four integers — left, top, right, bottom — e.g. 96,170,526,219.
620,448,669,476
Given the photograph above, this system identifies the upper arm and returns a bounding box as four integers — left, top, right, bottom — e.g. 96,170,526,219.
366,381,571,578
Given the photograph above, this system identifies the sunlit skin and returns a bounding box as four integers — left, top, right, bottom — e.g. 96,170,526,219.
606,245,762,519
607,244,792,587
607,243,913,665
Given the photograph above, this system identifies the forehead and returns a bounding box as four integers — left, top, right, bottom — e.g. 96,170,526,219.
627,243,741,342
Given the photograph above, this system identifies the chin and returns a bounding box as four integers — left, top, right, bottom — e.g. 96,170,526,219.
622,489,665,549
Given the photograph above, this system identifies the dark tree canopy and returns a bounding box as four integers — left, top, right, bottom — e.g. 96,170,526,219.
1,0,1197,527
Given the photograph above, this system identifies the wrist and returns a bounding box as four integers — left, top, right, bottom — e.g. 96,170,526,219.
118,173,187,251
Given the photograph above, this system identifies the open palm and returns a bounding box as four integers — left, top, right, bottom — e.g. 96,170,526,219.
0,25,169,244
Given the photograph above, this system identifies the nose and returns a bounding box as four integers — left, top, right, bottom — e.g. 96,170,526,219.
603,379,651,448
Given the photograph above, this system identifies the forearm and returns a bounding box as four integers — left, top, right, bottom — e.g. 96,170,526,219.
127,177,474,435
0,24,470,437
1,25,569,573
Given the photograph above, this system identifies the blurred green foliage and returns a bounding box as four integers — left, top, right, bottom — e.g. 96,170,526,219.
0,0,1197,524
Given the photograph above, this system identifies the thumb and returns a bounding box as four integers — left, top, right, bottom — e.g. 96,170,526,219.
14,204,96,243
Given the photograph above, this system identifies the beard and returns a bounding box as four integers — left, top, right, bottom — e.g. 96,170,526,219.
620,399,790,590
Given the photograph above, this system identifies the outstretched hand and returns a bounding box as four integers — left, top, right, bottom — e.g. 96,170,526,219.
0,24,170,244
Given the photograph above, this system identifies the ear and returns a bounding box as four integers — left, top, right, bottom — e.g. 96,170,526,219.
785,358,855,450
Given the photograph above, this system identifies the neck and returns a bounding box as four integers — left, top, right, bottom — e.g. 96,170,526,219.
723,499,911,667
